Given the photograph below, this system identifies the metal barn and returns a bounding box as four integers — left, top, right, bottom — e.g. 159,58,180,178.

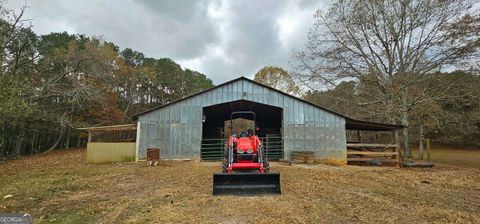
134,77,403,162
134,77,350,161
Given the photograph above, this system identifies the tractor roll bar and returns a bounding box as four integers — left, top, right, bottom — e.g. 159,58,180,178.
230,111,256,134
230,111,256,121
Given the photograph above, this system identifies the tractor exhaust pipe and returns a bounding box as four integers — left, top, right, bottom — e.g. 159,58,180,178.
213,172,281,195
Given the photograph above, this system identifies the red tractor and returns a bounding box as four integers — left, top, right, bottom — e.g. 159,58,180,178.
213,111,281,195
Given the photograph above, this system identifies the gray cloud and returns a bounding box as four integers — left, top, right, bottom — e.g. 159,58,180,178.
6,0,328,84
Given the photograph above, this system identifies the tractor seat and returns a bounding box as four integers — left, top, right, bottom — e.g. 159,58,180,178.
239,131,248,137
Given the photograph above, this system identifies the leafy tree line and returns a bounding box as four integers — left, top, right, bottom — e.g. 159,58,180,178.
0,4,214,158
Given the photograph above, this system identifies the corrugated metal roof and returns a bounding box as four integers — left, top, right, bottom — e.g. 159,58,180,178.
133,77,347,118
78,124,137,131
346,119,404,131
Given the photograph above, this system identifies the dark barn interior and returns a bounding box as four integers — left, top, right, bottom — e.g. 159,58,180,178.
202,100,283,139
200,100,283,161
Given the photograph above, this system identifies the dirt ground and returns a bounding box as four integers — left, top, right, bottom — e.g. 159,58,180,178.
1,147,479,224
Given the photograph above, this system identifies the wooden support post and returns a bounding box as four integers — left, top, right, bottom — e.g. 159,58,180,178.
88,131,92,143
394,129,402,167
135,121,141,162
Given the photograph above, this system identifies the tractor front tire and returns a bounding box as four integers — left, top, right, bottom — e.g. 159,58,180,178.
263,159,270,172
222,162,228,173
222,148,230,173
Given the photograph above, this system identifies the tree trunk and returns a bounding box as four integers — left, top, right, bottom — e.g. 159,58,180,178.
14,128,25,157
1,125,5,157
76,136,81,148
31,131,36,155
401,88,411,158
43,125,66,154
419,124,424,160
123,103,131,123
38,131,45,154
65,126,71,149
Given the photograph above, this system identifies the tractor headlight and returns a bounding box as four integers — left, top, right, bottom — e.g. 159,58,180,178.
238,149,245,154
247,148,253,154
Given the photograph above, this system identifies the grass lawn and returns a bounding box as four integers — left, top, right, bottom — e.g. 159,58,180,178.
412,145,480,169
0,147,479,223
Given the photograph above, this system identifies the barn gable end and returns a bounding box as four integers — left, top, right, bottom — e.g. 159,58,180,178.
136,77,346,161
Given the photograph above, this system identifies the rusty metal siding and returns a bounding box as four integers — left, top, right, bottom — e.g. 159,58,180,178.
138,79,346,161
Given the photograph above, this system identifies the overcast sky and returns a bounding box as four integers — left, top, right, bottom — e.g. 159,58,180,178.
6,0,329,84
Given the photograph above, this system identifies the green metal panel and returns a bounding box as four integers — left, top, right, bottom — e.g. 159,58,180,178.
200,135,284,161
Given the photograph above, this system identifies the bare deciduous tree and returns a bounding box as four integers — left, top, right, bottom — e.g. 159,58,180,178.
293,0,479,157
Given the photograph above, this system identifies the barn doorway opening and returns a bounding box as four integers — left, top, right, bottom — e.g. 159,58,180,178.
201,100,283,161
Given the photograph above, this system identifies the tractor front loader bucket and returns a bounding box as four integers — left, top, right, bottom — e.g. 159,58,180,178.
213,172,281,195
